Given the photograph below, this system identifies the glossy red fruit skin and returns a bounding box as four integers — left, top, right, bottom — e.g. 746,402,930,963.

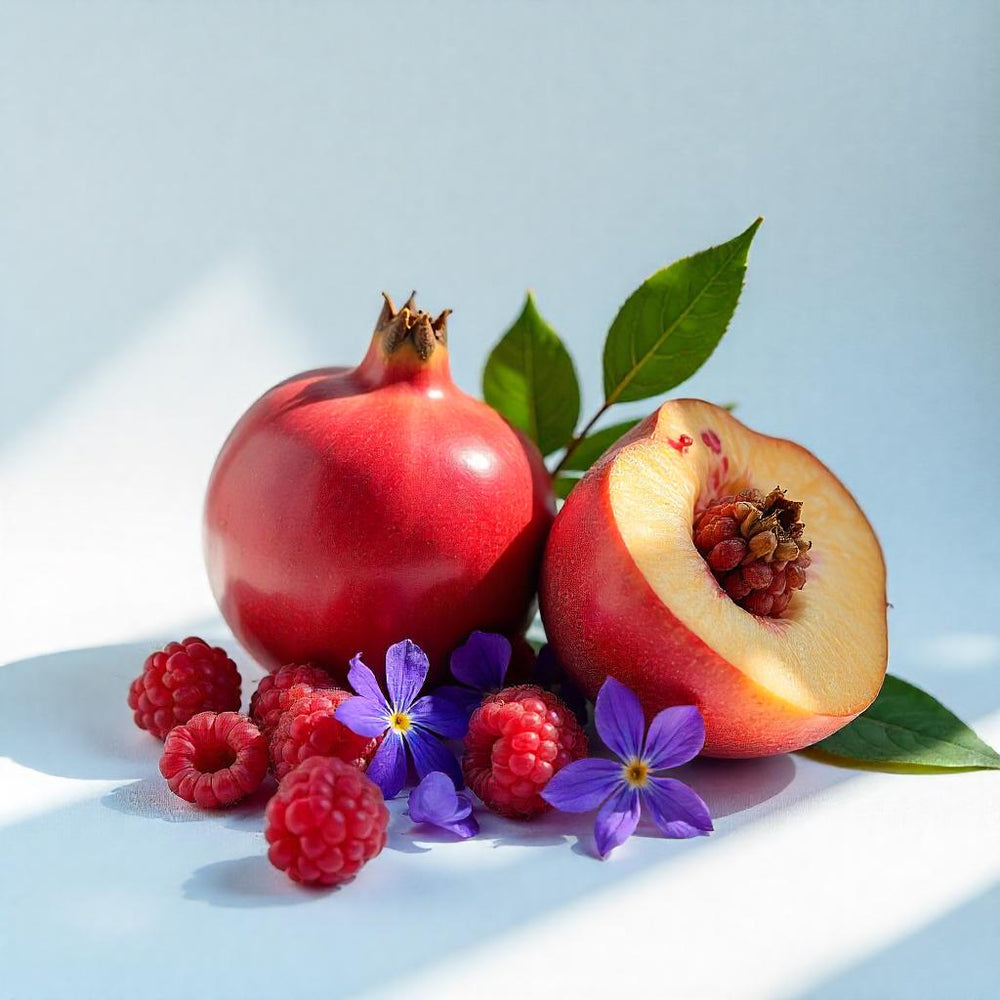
204,299,554,686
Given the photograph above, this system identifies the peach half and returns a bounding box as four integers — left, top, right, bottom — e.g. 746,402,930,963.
539,399,887,757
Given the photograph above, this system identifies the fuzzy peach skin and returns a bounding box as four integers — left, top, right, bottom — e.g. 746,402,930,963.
540,400,888,758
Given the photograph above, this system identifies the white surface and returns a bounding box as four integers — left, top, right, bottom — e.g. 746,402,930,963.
2,3,999,998
1,640,998,1000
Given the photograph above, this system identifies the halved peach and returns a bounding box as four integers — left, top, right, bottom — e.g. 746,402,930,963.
539,399,887,757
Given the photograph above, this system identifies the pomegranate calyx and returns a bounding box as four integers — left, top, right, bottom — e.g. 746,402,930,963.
376,291,451,361
693,486,812,619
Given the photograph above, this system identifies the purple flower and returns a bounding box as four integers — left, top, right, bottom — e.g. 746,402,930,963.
451,630,511,691
407,771,479,839
541,677,712,858
335,639,469,799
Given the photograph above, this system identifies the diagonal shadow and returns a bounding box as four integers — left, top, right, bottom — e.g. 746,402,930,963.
0,635,869,999
798,880,1000,1000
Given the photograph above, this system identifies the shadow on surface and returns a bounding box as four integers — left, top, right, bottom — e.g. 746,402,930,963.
800,881,1000,1000
0,636,888,999
0,637,265,780
183,855,324,908
103,776,276,831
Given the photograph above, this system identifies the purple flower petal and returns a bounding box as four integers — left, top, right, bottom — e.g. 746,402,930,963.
410,692,471,740
348,654,389,711
443,813,480,838
406,727,463,788
540,757,622,812
450,631,511,692
594,677,645,762
408,771,461,823
644,777,714,838
365,732,408,800
408,771,479,838
334,694,389,738
643,705,706,771
432,684,483,717
384,639,429,711
594,784,641,859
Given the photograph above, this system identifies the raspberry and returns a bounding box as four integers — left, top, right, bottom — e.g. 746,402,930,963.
270,689,379,781
693,487,812,619
128,637,241,739
462,684,587,819
159,711,267,808
249,663,336,737
265,756,389,886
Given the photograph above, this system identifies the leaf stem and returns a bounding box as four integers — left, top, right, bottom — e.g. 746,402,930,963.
550,401,613,476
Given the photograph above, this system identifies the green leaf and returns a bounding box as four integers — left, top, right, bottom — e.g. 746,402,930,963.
554,475,580,500
602,218,762,404
483,293,581,456
811,674,1000,770
561,419,643,473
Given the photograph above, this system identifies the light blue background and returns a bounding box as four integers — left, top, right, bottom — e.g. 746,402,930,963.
4,1,998,679
1,4,998,995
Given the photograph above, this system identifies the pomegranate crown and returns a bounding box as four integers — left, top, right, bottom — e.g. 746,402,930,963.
376,292,451,361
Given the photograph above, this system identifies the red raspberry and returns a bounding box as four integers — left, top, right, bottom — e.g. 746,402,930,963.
128,637,241,739
462,684,587,820
249,663,336,737
269,689,379,780
159,711,267,808
265,756,389,887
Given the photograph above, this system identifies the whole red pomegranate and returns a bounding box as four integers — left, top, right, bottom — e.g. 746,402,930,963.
204,293,554,686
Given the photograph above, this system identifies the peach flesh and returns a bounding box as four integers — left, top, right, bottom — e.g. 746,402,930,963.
539,399,888,758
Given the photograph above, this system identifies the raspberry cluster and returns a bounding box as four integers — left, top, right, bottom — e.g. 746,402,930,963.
130,634,587,890
462,684,588,819
128,637,241,739
130,638,390,887
693,487,811,618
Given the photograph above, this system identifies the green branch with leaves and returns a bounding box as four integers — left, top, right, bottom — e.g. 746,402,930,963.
483,218,762,497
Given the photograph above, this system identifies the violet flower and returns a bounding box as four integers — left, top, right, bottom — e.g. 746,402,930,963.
335,639,469,799
407,771,479,839
541,677,713,858
446,630,512,711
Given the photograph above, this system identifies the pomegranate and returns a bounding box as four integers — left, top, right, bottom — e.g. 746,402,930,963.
204,293,554,686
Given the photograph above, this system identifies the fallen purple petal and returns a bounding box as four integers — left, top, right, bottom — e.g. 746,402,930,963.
408,771,479,839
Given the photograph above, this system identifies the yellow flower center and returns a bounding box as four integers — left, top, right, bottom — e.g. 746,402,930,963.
389,711,412,734
623,758,650,788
